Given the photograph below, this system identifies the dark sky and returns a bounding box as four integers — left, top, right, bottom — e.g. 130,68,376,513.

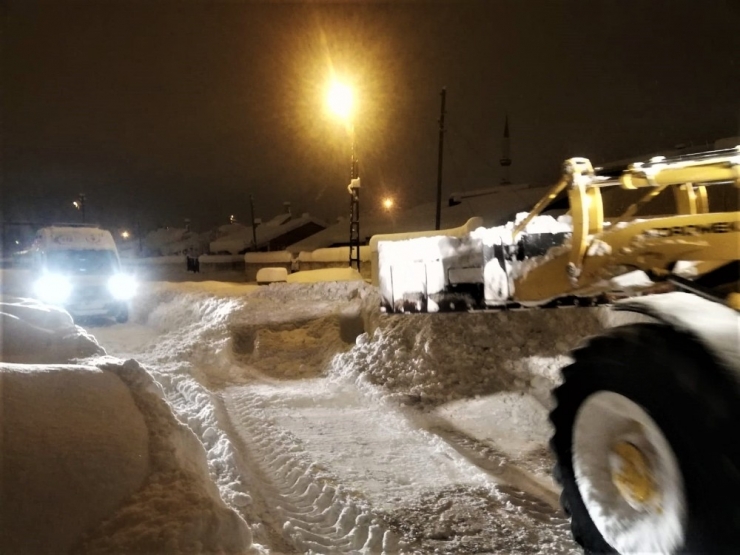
3,0,740,232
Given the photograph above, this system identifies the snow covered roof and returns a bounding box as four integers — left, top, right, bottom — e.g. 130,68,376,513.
210,213,326,255
447,183,532,205
142,227,213,257
288,184,550,253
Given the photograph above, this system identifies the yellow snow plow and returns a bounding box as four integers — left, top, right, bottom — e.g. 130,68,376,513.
377,147,739,312
376,147,740,554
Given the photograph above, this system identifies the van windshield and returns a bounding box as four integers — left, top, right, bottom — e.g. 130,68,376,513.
46,250,120,275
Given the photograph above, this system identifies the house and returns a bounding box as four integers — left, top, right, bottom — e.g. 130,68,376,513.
209,212,326,254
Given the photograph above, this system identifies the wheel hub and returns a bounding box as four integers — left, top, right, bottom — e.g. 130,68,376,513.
572,391,686,553
609,440,660,511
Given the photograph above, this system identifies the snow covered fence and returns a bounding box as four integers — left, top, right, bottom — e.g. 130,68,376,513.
121,255,247,281
122,255,187,266
246,248,372,282
121,256,188,281
198,254,245,273
297,246,372,280
244,251,293,282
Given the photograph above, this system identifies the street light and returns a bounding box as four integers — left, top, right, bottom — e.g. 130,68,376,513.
327,80,361,271
327,82,353,121
121,230,131,240
382,196,396,232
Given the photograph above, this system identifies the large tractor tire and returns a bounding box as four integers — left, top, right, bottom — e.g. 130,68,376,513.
550,323,740,554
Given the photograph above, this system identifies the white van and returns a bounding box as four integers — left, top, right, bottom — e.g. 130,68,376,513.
25,225,136,322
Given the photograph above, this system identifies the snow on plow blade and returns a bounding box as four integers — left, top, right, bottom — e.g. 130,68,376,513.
377,216,579,313
378,233,486,313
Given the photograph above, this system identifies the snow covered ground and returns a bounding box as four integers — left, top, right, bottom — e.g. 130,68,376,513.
1,276,616,554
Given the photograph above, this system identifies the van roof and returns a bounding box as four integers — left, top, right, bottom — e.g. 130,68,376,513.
35,226,118,251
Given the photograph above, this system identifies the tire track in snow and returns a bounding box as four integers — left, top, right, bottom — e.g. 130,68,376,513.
221,386,399,554
422,423,564,515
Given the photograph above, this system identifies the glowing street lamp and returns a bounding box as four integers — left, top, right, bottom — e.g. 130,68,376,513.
327,82,353,121
121,230,131,240
382,197,394,211
327,80,361,271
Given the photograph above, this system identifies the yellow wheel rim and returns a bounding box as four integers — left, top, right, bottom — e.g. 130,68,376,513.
610,440,660,510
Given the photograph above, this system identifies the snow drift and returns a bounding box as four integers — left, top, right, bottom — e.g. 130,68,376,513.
0,297,103,363
0,298,256,554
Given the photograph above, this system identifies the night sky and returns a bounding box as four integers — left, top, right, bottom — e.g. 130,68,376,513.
3,0,740,233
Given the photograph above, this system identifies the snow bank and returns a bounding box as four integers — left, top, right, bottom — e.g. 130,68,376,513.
256,267,287,284
286,267,364,283
0,297,103,363
0,289,256,554
244,251,293,264
0,358,254,555
335,295,604,408
77,360,254,554
248,280,370,305
297,246,371,263
124,255,186,265
0,363,149,554
222,282,371,381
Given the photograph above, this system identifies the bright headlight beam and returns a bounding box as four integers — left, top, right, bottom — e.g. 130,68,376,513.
34,274,72,305
108,274,137,301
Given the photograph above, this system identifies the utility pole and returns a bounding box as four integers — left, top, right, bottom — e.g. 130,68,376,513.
435,88,447,230
73,194,87,223
249,195,258,250
348,125,361,271
500,115,512,185
136,219,143,256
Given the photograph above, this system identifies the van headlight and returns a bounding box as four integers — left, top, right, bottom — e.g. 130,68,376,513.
108,274,137,300
34,274,72,305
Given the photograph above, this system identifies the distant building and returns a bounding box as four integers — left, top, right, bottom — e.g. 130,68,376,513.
209,212,326,254
287,183,550,254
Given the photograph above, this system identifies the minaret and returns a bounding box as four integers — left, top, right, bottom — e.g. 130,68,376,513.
499,115,512,185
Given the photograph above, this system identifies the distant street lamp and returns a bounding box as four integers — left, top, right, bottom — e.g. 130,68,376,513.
121,230,131,240
382,196,396,232
72,193,86,223
327,80,361,271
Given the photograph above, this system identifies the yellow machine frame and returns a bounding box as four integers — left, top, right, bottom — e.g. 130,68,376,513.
510,148,740,303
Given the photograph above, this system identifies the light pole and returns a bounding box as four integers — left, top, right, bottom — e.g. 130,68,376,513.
328,81,361,271
249,195,260,251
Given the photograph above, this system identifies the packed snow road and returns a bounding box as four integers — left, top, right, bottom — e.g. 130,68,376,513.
86,279,606,554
